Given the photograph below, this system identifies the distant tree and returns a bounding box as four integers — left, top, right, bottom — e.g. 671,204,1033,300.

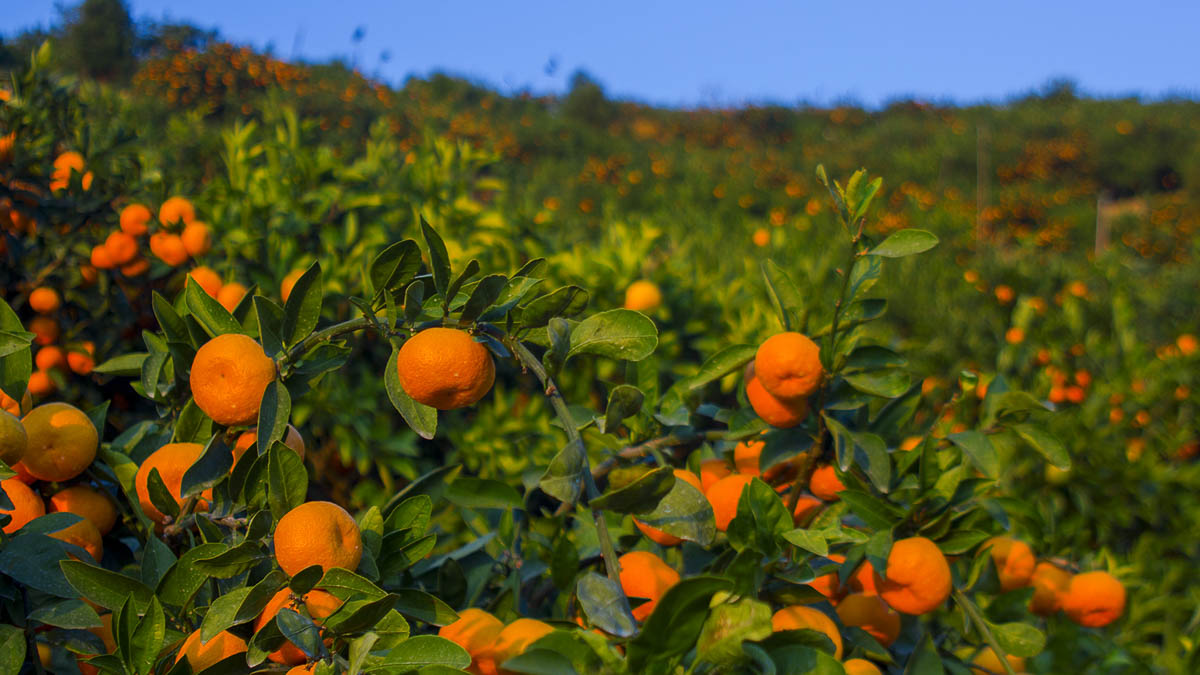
562,69,616,127
137,21,219,57
57,0,136,81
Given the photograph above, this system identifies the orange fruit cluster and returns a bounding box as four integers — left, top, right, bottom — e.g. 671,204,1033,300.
439,609,554,675
982,536,1125,627
22,286,96,397
92,197,215,275
745,332,823,428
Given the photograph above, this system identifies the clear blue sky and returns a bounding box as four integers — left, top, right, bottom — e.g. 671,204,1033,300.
8,1,1200,107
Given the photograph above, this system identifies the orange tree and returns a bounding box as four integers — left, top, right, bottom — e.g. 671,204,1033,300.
0,148,1136,673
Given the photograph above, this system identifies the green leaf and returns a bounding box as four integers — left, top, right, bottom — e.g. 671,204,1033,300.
61,560,154,612
1011,423,1070,470
637,477,716,546
727,478,793,556
276,608,322,660
686,344,756,391
254,296,286,357
459,274,508,324
602,384,644,433
844,345,906,372
370,240,422,297
154,543,228,606
185,277,242,337
590,466,674,514
839,490,903,531
193,541,271,579
949,431,1000,479
0,625,25,674
180,435,232,499
937,530,992,555
626,576,733,671
385,346,437,440
421,217,452,299
519,285,589,329
567,309,657,362
0,298,31,399
500,648,579,675
697,597,774,667
391,589,459,626
539,440,586,505
576,572,636,638
988,621,1046,658
761,260,805,331
867,229,939,258
319,568,388,601
282,261,323,346
445,477,522,510
904,633,945,675
93,352,148,376
130,596,166,674
445,259,481,306
844,370,911,398
268,440,308,521
782,529,829,557
368,634,470,669
257,379,292,460
27,597,102,629
0,330,34,358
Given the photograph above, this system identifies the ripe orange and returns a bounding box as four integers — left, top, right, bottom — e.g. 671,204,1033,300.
175,629,246,671
188,266,223,298
755,332,823,399
771,606,842,659
699,458,734,493
287,665,317,675
0,386,29,417
706,473,754,531
809,465,846,501
281,269,305,303
439,608,505,672
624,280,663,312
475,618,555,675
182,222,212,256
77,613,116,675
848,559,879,595
217,282,248,312
791,495,822,525
1,477,45,533
876,537,952,615
254,588,342,665
1061,571,1125,627
733,440,763,476
51,152,89,191
1029,561,1071,615
120,256,146,276
983,536,1035,591
90,245,115,269
274,501,363,576
190,334,277,426
68,343,96,375
969,647,1025,675
746,370,809,428
232,424,305,466
634,469,703,545
49,518,104,561
134,442,214,524
618,550,680,621
35,346,67,371
150,232,189,266
27,370,55,396
119,204,151,236
752,228,770,247
806,554,846,603
836,593,901,646
29,287,60,314
0,409,27,465
21,403,99,482
104,231,138,265
159,196,196,226
843,659,883,675
396,328,495,410
28,316,59,345
48,485,118,535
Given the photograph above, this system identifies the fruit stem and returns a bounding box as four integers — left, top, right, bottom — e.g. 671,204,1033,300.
953,588,1019,675
505,337,622,585
282,316,374,363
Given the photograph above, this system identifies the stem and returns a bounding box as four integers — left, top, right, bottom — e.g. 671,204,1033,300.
954,589,1018,675
592,430,727,480
505,338,622,584
282,317,375,363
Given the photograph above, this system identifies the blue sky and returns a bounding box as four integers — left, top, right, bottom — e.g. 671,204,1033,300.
8,1,1199,107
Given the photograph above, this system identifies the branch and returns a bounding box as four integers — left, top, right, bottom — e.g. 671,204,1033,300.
282,316,374,363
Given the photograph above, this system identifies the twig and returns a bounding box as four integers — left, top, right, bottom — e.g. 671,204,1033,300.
954,588,1018,675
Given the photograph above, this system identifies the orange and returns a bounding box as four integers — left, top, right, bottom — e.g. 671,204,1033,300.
699,458,734,493
188,266,223,298
27,370,55,396
35,346,67,371
1005,327,1025,344
121,258,149,277
232,424,305,466
281,269,305,303
90,245,115,269
623,280,662,312
969,647,1025,675
48,518,103,561
1061,571,1125,627
752,228,770,247
983,536,1035,591
104,231,138,265
274,501,363,576
287,665,317,675
806,554,846,603
733,440,763,476
706,474,754,531
876,537,952,615
0,409,27,465
634,469,703,545
29,287,60,314
848,560,878,595
809,465,846,501
899,436,923,452
217,282,248,312
51,152,87,192
48,485,118,535
77,613,115,675
771,606,843,659
0,386,30,416
135,443,215,524
190,334,277,426
439,608,505,674
182,222,212,256
746,371,808,428
12,462,37,484
843,659,883,675
254,588,342,665
1029,561,1071,616
475,618,555,675
755,332,823,399
119,203,152,236
21,403,99,482
835,593,901,646
1178,334,1198,356
149,232,189,266
0,477,45,533
28,316,59,345
68,343,96,375
618,550,680,621
792,495,822,525
175,629,246,671
396,328,495,410
159,196,196,226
